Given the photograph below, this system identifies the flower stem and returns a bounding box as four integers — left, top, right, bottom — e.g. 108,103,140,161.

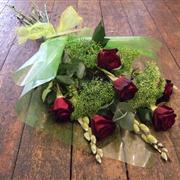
56,84,63,98
98,68,117,81
47,28,86,39
151,105,157,111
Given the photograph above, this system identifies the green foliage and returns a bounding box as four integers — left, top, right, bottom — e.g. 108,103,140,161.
113,102,135,131
92,20,109,47
129,62,165,109
42,82,53,102
136,107,153,125
56,75,74,85
114,48,140,76
58,62,85,80
72,79,115,119
65,38,101,68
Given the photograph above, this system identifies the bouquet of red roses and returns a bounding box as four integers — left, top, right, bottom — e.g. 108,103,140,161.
12,4,177,166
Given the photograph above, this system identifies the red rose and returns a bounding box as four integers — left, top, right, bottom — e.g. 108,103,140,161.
52,97,73,122
91,115,116,141
152,105,176,131
113,76,138,101
156,80,173,104
97,48,121,71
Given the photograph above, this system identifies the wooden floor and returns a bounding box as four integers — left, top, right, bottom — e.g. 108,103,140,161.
0,0,180,179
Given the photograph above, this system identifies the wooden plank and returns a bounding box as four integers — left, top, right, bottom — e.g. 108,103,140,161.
0,1,44,178
0,0,28,70
164,0,180,24
71,1,128,180
121,0,180,179
0,0,55,70
11,1,77,180
101,0,132,36
143,0,180,68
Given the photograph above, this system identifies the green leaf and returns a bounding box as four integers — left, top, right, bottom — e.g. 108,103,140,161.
76,62,85,79
118,112,135,131
113,102,135,131
56,75,74,85
92,20,109,47
42,82,53,102
116,102,134,113
46,91,56,106
136,107,153,125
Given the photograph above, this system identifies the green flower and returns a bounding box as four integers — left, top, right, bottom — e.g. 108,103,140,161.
129,62,165,109
72,79,115,119
65,38,101,68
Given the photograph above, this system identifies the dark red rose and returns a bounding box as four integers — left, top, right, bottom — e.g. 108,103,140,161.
156,80,173,104
91,115,116,141
52,97,73,122
113,76,138,101
152,105,176,131
97,48,121,71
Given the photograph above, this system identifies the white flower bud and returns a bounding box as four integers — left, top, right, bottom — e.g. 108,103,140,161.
78,118,83,126
91,143,97,154
95,154,102,164
83,116,89,124
141,134,148,143
161,152,168,161
84,132,91,141
162,148,168,153
91,135,96,144
97,148,103,158
139,124,150,134
134,119,140,125
133,124,140,134
82,122,89,131
147,135,158,144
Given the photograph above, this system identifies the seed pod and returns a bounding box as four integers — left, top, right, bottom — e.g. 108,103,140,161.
91,143,97,154
139,124,150,134
91,135,96,144
84,132,91,141
141,134,148,143
133,124,140,134
147,135,158,144
161,152,168,161
81,122,89,131
97,148,103,158
95,154,102,164
83,116,89,124
134,119,140,125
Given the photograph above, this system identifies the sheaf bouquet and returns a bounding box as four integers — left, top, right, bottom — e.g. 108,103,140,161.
11,3,177,166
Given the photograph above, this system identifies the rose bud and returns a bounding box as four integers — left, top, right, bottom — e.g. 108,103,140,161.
97,48,121,71
52,97,73,122
156,80,173,104
113,75,138,101
91,115,116,141
152,105,176,131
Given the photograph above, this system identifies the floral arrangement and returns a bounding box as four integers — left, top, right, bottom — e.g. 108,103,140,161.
11,3,177,166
